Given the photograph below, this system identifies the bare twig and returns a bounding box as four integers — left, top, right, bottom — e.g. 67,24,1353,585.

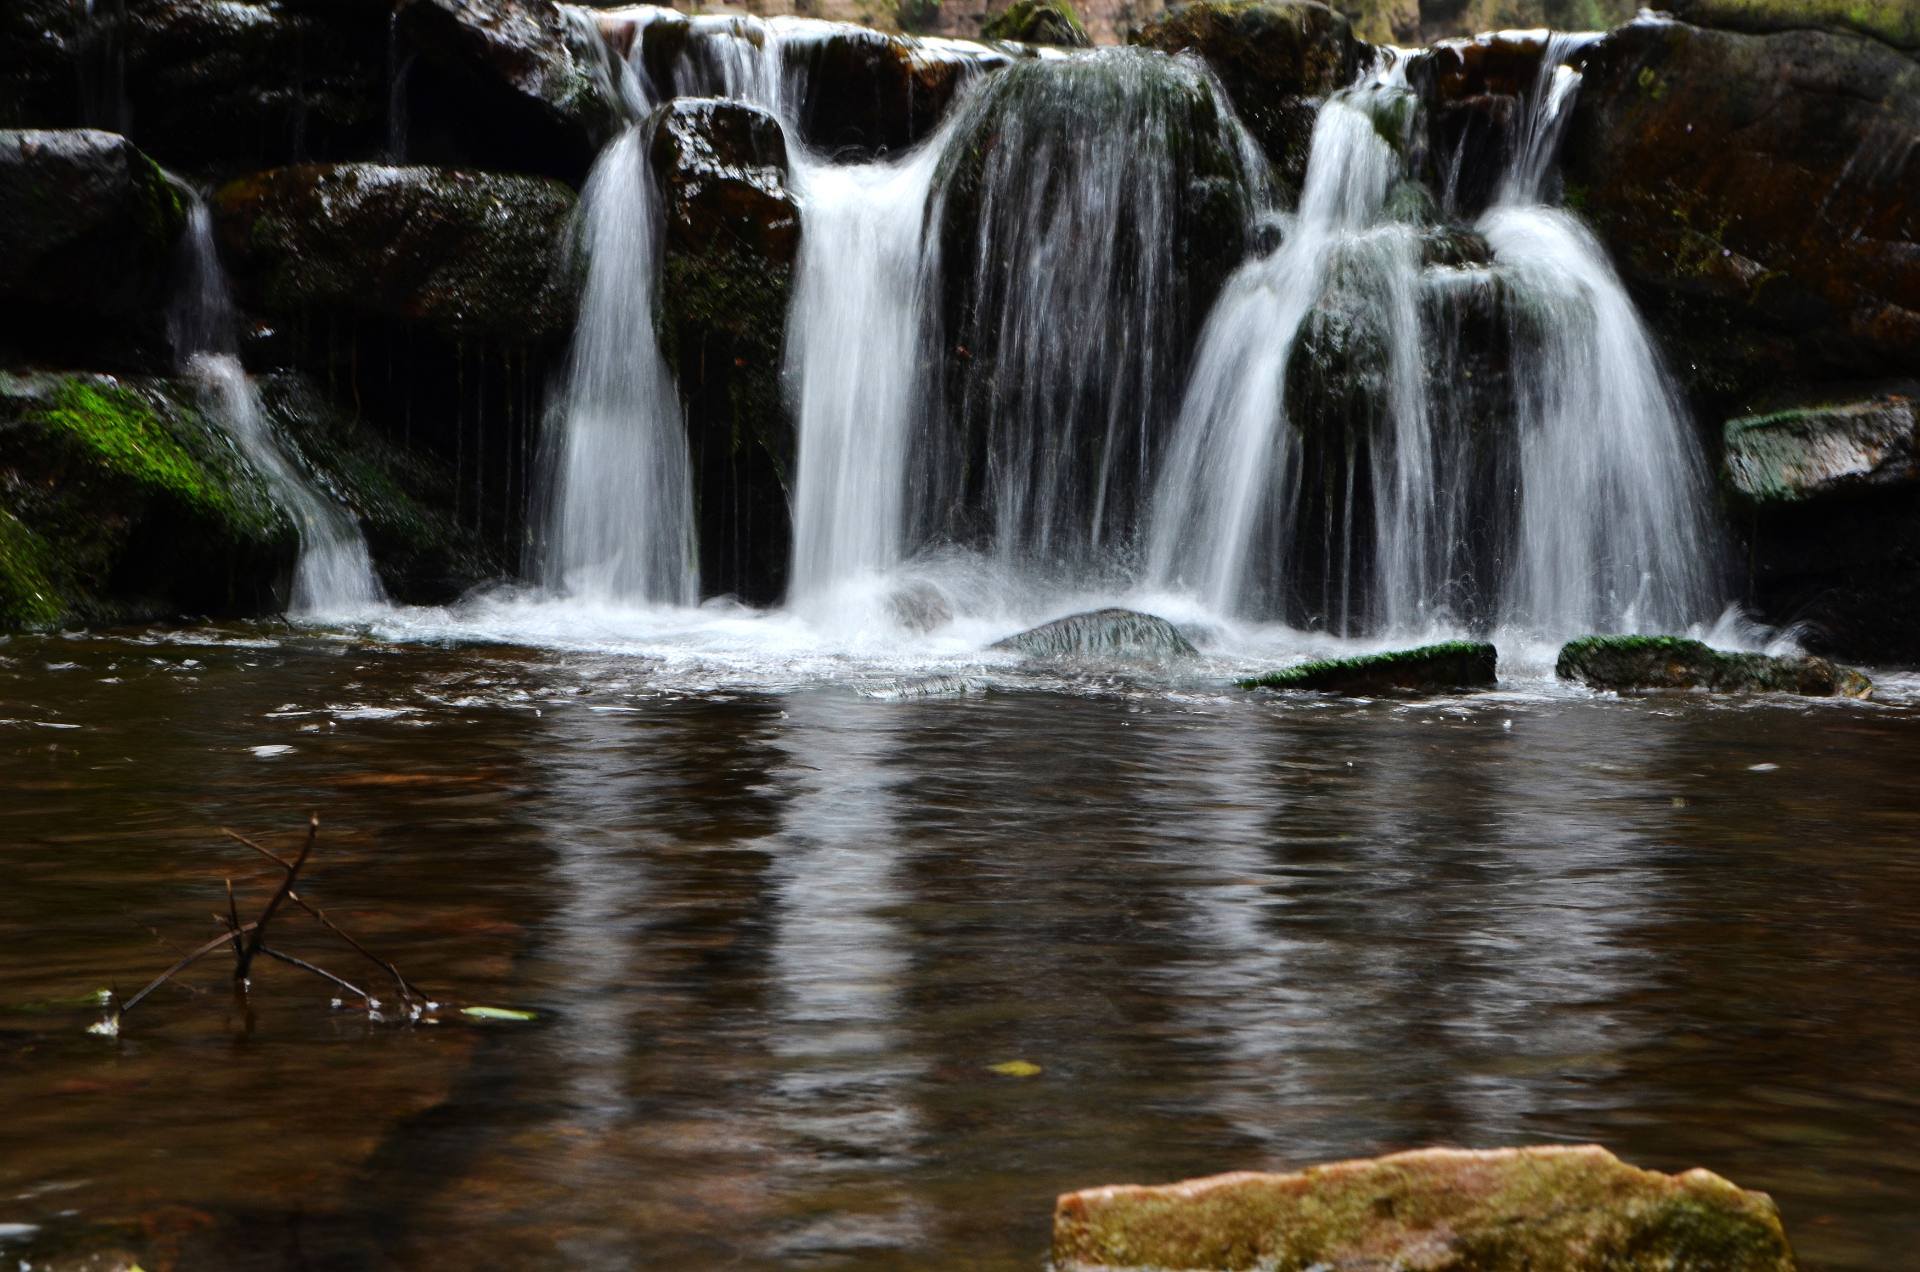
120,921,259,1015
224,878,243,961
221,826,427,1009
256,945,371,1007
234,813,316,988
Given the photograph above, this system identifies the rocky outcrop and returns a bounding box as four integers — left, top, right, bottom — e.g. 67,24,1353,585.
395,0,626,186
1563,18,1920,421
1406,31,1548,215
983,0,1093,45
1053,1145,1796,1272
211,164,578,348
1131,0,1363,192
1725,393,1919,506
1556,635,1872,697
1665,0,1919,51
649,99,800,605
0,129,187,369
1241,639,1497,692
0,371,292,628
991,608,1199,661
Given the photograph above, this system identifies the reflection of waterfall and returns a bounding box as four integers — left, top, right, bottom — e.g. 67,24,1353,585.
171,199,384,618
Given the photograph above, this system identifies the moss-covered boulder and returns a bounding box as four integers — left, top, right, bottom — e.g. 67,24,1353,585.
1563,19,1920,423
1131,0,1363,193
212,163,578,349
983,0,1093,46
1725,393,1919,506
0,129,186,368
991,608,1200,662
1666,0,1919,51
1052,1144,1796,1272
1556,634,1872,698
0,372,294,629
1241,639,1497,693
649,99,800,605
395,0,626,187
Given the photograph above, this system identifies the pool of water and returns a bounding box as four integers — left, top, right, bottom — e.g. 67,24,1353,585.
2,618,1917,1269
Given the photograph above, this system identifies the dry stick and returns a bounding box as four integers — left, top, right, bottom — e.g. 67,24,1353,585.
220,827,426,1010
255,945,372,1007
235,813,317,988
119,921,259,1016
224,879,244,961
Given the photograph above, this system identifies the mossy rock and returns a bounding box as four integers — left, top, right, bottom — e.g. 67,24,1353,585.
0,371,294,629
1242,640,1497,693
211,163,579,349
1556,634,1873,698
1667,0,1920,51
1722,392,1918,505
991,608,1200,662
1053,1144,1796,1272
983,0,1092,46
1131,0,1363,194
0,506,62,629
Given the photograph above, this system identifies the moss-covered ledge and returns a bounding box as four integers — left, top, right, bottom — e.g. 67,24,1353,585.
1241,640,1497,694
1555,634,1873,698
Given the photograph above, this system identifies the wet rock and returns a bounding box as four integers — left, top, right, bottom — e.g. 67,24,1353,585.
649,99,800,607
395,0,626,186
1556,634,1872,698
1241,639,1497,693
1131,0,1364,193
115,0,389,176
1563,19,1920,421
781,24,1003,159
1725,393,1920,505
211,163,578,349
1665,0,1919,51
888,580,955,632
1053,1144,1796,1272
1405,30,1548,215
0,371,293,629
983,0,1093,46
0,128,186,369
991,608,1200,661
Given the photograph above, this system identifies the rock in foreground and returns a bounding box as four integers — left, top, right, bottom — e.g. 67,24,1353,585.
1052,1144,1796,1272
1241,640,1496,694
1556,635,1871,698
991,608,1198,662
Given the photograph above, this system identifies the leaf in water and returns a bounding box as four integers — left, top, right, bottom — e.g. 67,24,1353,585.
461,1006,537,1022
987,1059,1042,1077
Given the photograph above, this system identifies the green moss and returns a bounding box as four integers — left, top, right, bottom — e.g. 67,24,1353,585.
36,380,238,522
983,0,1090,45
1556,633,1873,697
0,507,62,628
1241,640,1498,693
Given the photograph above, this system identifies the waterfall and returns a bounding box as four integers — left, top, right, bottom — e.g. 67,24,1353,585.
171,199,385,618
538,119,698,607
1147,89,1404,616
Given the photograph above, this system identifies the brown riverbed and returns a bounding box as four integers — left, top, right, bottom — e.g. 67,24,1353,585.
2,625,1916,1269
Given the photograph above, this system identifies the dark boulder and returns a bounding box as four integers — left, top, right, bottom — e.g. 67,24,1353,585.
1722,389,1920,661
0,128,186,369
1563,19,1920,422
1665,0,1919,51
782,25,1003,159
1053,1144,1795,1272
649,99,800,605
983,0,1093,46
1556,634,1872,697
991,608,1200,662
0,371,293,629
1240,640,1497,693
1131,0,1364,193
395,0,627,187
211,163,578,349
1405,31,1548,215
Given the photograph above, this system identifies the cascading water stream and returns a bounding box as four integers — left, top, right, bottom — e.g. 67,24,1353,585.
171,199,384,618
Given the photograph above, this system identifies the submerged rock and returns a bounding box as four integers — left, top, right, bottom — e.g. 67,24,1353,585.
211,163,578,348
1556,635,1872,698
650,99,800,607
983,0,1092,46
1240,640,1497,694
991,608,1199,662
0,128,186,368
1052,1144,1796,1272
1131,0,1364,192
1724,393,1919,505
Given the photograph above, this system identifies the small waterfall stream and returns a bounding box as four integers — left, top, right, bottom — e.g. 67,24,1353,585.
172,200,385,618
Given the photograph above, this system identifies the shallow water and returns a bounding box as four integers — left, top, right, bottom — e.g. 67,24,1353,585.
2,616,1918,1270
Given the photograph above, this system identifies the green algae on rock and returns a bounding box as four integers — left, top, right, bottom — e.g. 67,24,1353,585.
1724,394,1918,505
1052,1144,1797,1272
1556,635,1872,699
1241,640,1497,694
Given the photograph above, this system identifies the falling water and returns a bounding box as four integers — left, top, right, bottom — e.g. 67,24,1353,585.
538,120,698,606
171,199,385,618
